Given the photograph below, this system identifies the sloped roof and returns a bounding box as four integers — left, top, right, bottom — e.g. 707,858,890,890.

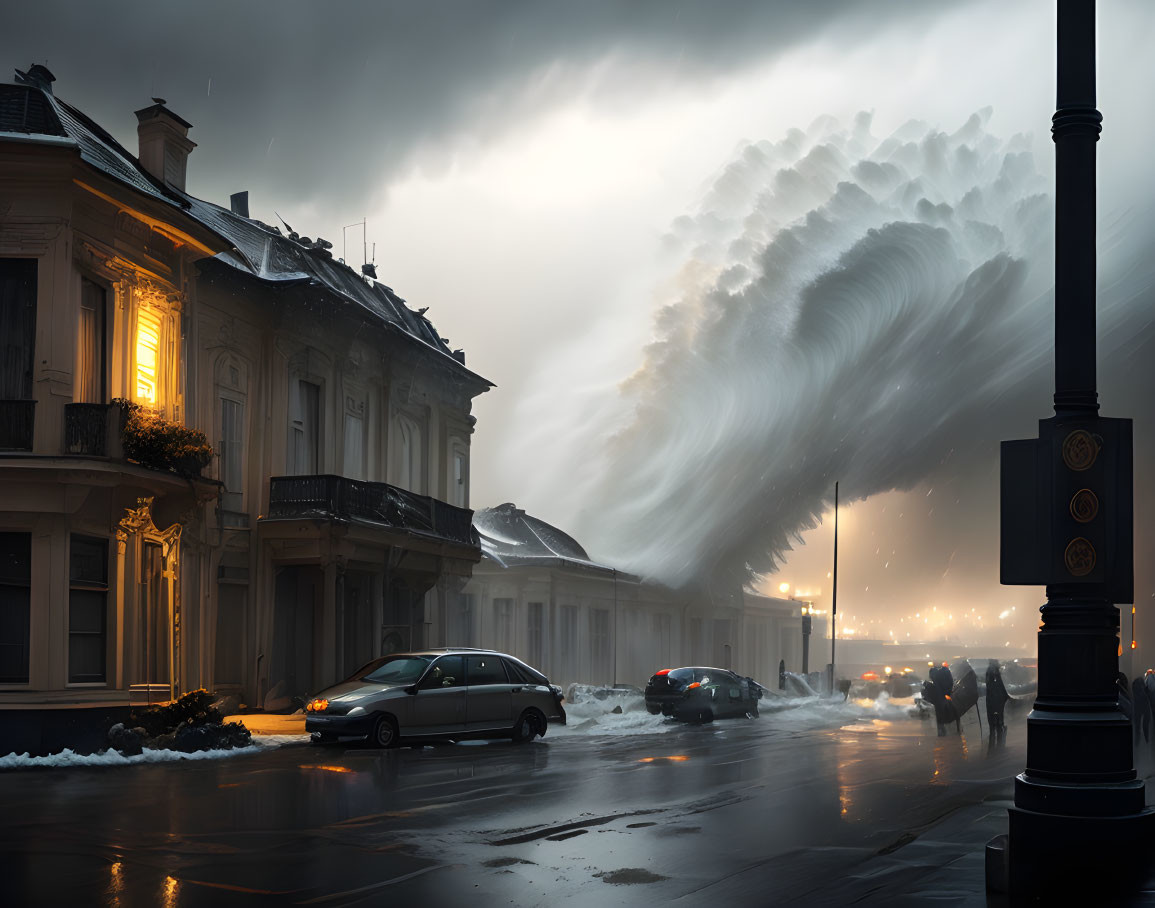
1,72,490,388
474,502,625,575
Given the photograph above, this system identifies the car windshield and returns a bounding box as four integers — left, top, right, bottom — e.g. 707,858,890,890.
357,655,432,684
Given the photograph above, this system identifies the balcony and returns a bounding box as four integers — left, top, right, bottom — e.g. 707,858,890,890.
0,400,35,451
64,403,112,457
266,475,476,547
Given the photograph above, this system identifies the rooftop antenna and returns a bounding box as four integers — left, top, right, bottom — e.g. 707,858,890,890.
343,219,367,268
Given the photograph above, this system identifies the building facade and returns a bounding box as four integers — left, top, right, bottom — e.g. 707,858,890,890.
459,503,810,689
0,65,488,752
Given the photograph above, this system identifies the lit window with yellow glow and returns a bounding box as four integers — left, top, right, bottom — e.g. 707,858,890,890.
135,305,162,404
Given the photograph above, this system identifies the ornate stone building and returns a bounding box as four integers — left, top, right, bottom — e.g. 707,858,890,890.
0,65,488,752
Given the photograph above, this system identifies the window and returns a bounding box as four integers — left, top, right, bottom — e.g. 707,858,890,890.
69,536,107,683
134,302,163,405
397,413,424,493
560,604,579,681
690,617,704,666
0,259,36,401
493,597,513,651
465,655,508,686
504,658,548,686
289,379,321,474
651,613,672,668
420,655,464,689
448,592,473,646
0,532,31,683
220,397,244,509
360,654,431,684
451,447,467,507
590,609,610,678
342,396,365,480
527,602,544,668
77,278,106,403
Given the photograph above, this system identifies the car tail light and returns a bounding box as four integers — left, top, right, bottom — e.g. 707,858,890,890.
654,669,671,676
686,682,701,690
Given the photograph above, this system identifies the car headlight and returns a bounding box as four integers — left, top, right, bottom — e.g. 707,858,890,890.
306,698,329,712
346,706,366,717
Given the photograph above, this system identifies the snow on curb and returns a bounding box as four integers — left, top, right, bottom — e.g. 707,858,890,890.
250,733,312,748
0,733,310,770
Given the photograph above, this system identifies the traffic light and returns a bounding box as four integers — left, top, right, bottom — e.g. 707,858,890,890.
1000,415,1132,603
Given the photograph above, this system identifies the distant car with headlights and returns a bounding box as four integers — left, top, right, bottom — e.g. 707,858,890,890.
644,667,764,722
305,648,566,748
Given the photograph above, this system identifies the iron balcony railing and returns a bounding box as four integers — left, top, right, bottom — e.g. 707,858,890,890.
64,403,109,456
0,400,35,451
266,474,477,547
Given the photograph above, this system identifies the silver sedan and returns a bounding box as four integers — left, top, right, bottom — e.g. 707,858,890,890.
305,648,567,748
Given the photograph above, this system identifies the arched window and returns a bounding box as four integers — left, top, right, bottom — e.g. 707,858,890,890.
342,392,366,480
397,413,424,493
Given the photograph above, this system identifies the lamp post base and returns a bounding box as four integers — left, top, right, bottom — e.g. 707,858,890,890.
987,801,1155,895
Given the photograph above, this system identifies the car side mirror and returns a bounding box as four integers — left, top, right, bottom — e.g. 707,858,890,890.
404,685,418,695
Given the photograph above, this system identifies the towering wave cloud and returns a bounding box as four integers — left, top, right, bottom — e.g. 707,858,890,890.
573,111,1078,590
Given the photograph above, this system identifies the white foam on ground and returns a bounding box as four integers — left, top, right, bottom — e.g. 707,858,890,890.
551,694,676,738
548,690,926,739
0,734,309,770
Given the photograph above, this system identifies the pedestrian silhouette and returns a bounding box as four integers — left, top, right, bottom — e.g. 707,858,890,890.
985,660,1010,751
1132,675,1151,744
927,663,956,736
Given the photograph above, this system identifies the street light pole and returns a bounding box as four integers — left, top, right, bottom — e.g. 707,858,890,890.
992,0,1154,894
829,481,838,695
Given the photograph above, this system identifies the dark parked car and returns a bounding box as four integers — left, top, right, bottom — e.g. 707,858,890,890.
645,667,764,722
305,648,566,747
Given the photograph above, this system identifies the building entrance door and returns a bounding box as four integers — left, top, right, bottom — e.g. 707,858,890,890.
138,541,170,703
272,566,320,703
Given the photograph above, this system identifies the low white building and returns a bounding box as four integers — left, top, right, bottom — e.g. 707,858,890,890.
458,503,812,690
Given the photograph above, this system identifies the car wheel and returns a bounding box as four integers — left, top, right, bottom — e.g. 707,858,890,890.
747,704,760,719
646,703,661,715
371,714,399,749
511,710,540,743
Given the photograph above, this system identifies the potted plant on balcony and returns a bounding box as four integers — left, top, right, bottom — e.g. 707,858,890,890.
113,398,214,478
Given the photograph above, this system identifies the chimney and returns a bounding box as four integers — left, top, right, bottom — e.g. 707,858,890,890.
229,191,249,218
14,64,56,94
134,98,196,192
361,262,377,279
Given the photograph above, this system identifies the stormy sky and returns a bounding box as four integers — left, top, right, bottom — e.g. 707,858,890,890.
7,1,1155,656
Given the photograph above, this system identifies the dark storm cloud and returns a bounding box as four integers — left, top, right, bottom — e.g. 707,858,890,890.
2,0,963,216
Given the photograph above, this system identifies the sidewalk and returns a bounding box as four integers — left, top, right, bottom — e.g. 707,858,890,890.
224,712,307,737
690,785,1155,906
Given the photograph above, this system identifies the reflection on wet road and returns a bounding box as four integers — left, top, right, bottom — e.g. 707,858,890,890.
0,703,1026,906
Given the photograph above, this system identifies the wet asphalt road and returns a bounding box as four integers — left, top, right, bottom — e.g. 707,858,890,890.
0,706,1027,907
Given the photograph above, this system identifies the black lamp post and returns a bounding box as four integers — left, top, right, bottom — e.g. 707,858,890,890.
800,606,812,676
992,0,1154,894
